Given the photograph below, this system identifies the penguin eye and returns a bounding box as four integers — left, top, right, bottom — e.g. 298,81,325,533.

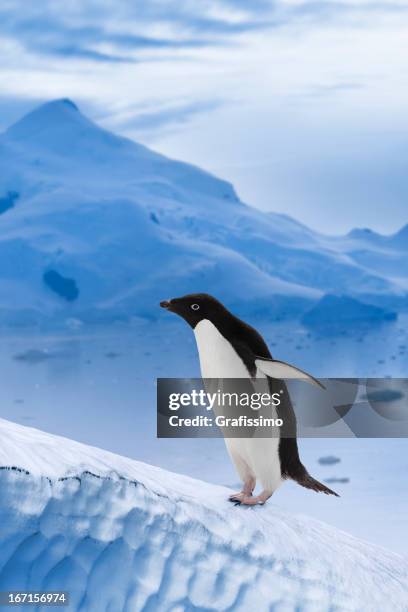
191,303,200,311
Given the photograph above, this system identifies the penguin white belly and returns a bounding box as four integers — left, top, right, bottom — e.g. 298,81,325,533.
194,319,250,379
194,319,282,493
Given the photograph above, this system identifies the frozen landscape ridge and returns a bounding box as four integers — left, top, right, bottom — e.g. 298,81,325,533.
0,417,407,611
0,99,406,325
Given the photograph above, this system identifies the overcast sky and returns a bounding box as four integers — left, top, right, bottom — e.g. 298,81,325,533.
1,0,408,234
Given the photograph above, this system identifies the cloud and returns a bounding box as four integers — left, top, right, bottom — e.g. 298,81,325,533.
0,10,216,64
50,45,138,64
105,99,224,136
1,0,408,66
0,0,407,237
298,82,364,99
287,0,408,24
0,1,261,65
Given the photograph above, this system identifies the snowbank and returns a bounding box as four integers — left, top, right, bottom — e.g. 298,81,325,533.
0,418,407,611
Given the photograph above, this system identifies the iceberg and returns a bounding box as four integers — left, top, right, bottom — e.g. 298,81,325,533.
0,99,406,325
0,418,407,611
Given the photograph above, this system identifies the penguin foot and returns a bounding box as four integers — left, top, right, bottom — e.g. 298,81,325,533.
235,491,272,506
235,495,264,506
228,492,250,502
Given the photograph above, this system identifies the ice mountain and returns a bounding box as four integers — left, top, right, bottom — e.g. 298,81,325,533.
0,417,407,612
0,99,406,324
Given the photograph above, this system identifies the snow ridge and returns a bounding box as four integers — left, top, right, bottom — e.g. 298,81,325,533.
0,419,407,611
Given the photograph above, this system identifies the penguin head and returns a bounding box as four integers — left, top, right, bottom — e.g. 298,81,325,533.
160,293,228,328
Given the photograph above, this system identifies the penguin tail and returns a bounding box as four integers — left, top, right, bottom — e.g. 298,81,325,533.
295,471,340,497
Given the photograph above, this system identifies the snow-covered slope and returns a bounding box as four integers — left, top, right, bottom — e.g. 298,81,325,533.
0,99,406,325
302,294,397,328
0,418,407,611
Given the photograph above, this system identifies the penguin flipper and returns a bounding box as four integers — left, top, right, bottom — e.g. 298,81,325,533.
255,357,325,389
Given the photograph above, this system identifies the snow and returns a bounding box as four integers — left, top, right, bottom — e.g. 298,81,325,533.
0,99,407,326
0,98,407,607
0,417,407,611
302,294,396,327
0,316,407,556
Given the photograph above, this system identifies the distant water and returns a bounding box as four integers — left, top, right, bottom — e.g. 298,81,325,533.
0,315,406,454
0,316,407,553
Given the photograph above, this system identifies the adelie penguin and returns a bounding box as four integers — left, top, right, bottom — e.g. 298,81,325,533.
160,293,339,505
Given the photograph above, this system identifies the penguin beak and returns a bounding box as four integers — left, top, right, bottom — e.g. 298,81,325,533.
160,299,172,310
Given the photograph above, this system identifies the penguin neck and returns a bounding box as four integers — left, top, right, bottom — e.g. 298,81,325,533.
193,319,250,379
